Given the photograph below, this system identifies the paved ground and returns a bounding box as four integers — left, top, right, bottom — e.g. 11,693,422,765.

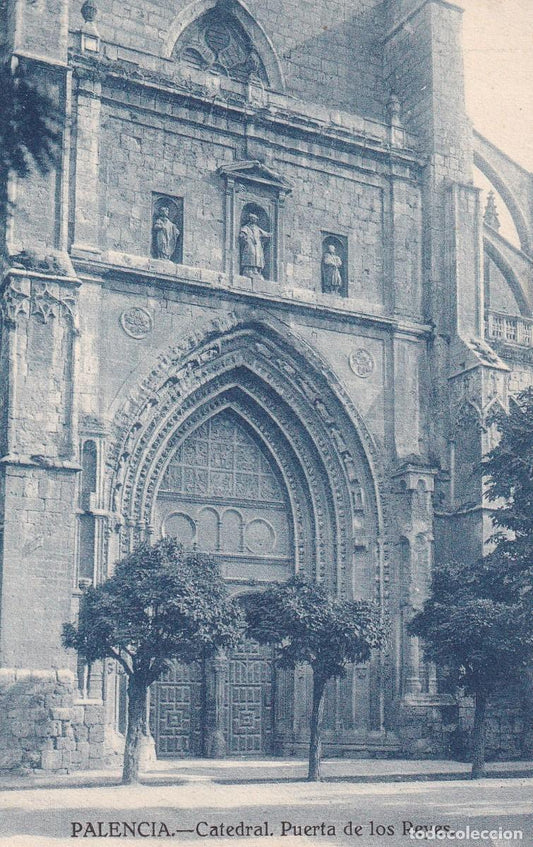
1,759,532,847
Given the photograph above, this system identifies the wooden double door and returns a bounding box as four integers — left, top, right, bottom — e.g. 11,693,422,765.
150,641,275,758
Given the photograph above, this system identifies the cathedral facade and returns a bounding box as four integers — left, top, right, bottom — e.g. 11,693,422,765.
0,0,532,771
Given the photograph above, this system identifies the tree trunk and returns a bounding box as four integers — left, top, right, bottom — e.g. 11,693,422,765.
122,675,147,785
308,671,327,781
471,691,488,779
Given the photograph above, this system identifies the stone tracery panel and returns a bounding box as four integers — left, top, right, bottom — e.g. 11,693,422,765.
160,412,285,504
172,7,269,86
157,409,291,565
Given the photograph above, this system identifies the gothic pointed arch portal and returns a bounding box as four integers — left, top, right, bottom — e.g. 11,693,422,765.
107,315,391,756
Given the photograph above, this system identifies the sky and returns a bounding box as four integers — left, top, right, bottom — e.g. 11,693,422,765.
461,0,533,171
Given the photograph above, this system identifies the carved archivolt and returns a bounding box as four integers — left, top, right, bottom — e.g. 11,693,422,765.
105,315,389,602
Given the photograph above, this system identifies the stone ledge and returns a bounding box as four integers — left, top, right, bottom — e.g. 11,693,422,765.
75,254,433,337
0,455,81,472
402,694,456,707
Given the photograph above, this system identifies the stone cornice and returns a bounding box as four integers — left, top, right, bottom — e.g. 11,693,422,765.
68,54,423,172
73,254,433,339
0,454,81,472
3,267,81,286
12,50,70,70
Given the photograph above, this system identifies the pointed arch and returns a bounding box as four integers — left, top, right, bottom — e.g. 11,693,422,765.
106,317,388,601
163,0,285,92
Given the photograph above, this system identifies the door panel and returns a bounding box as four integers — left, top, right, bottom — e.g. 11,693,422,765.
228,642,274,755
151,643,274,758
151,662,203,758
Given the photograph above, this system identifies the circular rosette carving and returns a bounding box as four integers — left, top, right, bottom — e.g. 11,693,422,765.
348,348,375,379
245,518,276,555
120,307,153,340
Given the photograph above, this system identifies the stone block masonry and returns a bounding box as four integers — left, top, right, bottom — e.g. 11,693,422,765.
0,0,529,768
0,668,109,773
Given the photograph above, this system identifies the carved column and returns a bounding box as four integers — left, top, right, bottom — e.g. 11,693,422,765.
405,630,422,696
393,464,437,701
0,275,30,454
205,649,228,757
223,177,235,279
273,191,289,284
0,268,81,669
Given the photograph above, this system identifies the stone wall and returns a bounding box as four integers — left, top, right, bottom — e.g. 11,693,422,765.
398,696,531,761
67,0,387,117
0,668,109,773
97,100,390,301
1,0,530,767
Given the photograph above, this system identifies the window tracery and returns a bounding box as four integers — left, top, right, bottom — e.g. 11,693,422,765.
172,8,269,86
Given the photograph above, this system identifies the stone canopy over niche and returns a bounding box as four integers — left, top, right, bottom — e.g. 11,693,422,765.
218,161,292,282
172,5,269,86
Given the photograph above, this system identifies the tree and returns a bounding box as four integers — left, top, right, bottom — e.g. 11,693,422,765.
410,389,533,778
410,558,533,778
63,539,244,784
483,387,533,599
242,574,386,781
0,59,60,219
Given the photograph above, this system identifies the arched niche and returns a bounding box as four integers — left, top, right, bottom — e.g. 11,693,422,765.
151,195,183,264
321,233,348,297
239,202,272,279
81,439,97,510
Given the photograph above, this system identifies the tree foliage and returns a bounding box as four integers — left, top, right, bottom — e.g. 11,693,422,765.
483,387,533,598
0,59,61,216
411,390,533,776
409,560,532,696
409,557,533,777
244,574,385,676
242,574,386,779
64,539,244,782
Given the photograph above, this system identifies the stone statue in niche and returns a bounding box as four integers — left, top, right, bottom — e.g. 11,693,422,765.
152,206,180,261
239,212,271,277
321,243,344,294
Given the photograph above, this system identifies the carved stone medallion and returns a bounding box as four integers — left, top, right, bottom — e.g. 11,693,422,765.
348,348,375,378
120,307,153,339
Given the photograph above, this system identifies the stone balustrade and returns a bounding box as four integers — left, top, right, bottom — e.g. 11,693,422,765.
486,311,533,347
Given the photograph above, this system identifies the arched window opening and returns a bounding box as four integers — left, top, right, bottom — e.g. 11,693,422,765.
78,439,98,584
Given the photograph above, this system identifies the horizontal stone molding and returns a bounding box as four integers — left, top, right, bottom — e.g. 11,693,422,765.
74,256,433,338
